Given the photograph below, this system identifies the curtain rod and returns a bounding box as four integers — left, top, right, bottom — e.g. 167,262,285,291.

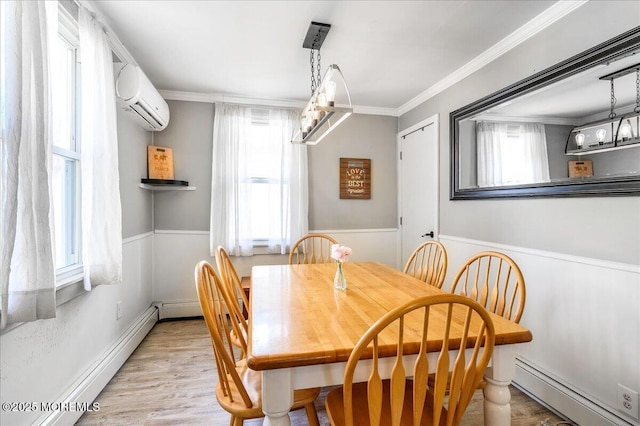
74,0,137,66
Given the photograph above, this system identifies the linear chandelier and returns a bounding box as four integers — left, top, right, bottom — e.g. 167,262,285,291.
291,22,352,145
566,63,640,154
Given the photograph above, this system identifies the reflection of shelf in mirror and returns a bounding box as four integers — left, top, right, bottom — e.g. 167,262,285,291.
139,183,196,191
566,140,640,155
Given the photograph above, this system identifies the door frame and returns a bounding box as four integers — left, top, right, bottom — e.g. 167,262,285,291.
396,114,440,269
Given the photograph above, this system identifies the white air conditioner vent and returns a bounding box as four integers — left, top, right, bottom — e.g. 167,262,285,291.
116,64,169,131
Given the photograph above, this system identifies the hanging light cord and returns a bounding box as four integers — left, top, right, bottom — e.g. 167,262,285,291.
309,32,323,95
609,78,617,119
635,68,640,114
310,49,322,95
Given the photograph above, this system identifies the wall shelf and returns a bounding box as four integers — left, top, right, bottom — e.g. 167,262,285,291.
139,183,196,191
565,140,640,156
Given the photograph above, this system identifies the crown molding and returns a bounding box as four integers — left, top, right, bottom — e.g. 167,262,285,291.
472,113,581,126
352,105,399,117
160,90,398,116
396,0,588,117
159,90,306,109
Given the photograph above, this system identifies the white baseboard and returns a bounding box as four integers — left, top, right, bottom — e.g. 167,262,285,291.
515,358,638,426
156,301,203,320
38,306,158,426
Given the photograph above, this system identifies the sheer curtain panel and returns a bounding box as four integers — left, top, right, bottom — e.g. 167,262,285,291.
79,7,122,290
1,1,58,328
210,103,308,257
477,121,550,187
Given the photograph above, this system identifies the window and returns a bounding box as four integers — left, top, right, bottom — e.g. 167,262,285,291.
476,121,550,187
210,104,306,256
51,5,82,283
241,109,287,244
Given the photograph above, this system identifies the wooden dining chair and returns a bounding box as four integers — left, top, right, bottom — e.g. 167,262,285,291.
215,246,249,357
195,261,321,426
403,241,448,288
449,251,526,323
428,251,525,393
288,233,338,264
325,294,495,426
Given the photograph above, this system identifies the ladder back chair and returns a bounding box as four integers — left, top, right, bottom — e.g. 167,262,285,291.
403,241,448,288
428,252,525,393
195,261,321,426
288,233,338,264
325,294,496,426
449,251,526,323
215,246,250,358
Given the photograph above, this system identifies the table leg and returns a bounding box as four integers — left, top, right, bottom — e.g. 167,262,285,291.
262,369,293,426
483,347,516,426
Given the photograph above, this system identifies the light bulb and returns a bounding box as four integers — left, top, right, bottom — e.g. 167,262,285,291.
620,122,632,140
575,133,585,148
317,93,328,107
596,128,606,143
324,81,337,106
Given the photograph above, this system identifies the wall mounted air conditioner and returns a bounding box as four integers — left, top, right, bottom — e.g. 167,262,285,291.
115,63,170,131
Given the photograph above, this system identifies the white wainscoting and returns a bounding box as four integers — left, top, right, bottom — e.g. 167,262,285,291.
440,235,640,426
32,232,157,426
153,228,399,319
315,228,399,268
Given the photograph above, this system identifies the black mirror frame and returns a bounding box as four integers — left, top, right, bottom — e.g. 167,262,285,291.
450,26,640,200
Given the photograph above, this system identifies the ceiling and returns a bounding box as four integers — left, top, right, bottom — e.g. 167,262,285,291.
479,51,640,124
93,0,565,113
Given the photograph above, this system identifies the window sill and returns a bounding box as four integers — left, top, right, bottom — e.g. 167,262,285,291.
55,265,86,306
56,278,86,307
1,277,86,335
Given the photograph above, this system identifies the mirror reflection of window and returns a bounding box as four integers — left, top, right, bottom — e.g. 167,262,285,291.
476,122,550,187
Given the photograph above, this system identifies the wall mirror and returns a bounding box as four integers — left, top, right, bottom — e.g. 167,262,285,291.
450,27,640,199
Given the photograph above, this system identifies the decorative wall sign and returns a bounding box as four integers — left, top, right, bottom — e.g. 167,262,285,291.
148,145,175,179
568,160,593,178
340,158,371,199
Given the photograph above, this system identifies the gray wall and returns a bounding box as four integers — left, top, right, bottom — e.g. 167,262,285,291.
399,1,640,265
152,100,214,231
149,101,398,232
309,114,398,230
118,111,153,237
545,124,572,181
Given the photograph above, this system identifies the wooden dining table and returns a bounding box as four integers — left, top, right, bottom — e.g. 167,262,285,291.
247,262,533,426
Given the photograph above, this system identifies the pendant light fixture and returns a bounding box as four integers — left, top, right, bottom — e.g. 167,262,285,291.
291,22,352,145
566,63,640,154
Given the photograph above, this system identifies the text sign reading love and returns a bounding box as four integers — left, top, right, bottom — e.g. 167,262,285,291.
340,158,371,199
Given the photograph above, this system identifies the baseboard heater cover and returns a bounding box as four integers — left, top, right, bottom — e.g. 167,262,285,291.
515,357,637,426
156,301,203,320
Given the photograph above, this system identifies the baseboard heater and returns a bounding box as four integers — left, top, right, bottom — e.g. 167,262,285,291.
155,301,202,320
514,357,637,426
38,305,158,426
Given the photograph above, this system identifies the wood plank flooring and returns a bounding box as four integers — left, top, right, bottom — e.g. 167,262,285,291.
77,319,566,425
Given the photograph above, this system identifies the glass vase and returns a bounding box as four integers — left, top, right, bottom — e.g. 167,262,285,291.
333,262,347,290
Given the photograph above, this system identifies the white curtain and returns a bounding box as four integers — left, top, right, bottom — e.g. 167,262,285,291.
210,103,308,256
477,121,550,187
1,0,58,328
79,7,122,290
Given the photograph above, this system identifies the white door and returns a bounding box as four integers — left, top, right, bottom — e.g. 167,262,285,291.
399,115,439,268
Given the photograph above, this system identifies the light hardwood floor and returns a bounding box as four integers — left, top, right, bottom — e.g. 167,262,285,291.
77,319,566,425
